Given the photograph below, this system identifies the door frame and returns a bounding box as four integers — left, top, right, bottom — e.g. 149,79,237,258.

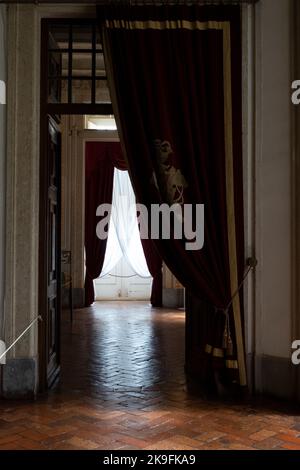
37,10,255,392
38,17,114,392
38,114,62,391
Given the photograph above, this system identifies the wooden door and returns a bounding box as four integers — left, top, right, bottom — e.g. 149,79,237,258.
39,116,61,389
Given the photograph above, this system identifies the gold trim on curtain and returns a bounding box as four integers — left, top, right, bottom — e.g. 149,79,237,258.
222,23,247,387
104,18,246,386
205,344,239,370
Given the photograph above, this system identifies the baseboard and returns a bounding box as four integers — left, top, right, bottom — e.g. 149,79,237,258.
73,288,85,308
0,354,297,401
254,354,298,401
1,357,38,399
246,352,255,395
62,287,85,309
163,288,184,308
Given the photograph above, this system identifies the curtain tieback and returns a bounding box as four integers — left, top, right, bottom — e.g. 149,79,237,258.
222,309,233,356
216,257,257,355
214,307,233,356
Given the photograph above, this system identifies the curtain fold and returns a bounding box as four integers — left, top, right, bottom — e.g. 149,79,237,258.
85,142,120,306
141,239,163,307
100,4,246,387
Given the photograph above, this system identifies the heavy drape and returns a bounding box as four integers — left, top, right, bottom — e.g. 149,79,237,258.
141,238,163,307
85,141,162,307
99,4,246,387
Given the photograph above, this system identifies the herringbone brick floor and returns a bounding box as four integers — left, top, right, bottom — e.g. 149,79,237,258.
0,301,300,450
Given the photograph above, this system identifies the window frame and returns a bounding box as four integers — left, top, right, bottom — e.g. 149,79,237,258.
41,18,113,115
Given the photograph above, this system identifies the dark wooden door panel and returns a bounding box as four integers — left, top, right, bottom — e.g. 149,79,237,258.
44,117,61,388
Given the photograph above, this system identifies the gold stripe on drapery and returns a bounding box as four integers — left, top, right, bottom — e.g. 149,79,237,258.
205,344,224,357
226,360,239,370
205,344,213,354
106,19,230,31
205,344,239,370
221,23,247,387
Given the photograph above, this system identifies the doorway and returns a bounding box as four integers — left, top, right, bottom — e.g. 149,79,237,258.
94,167,153,301
94,257,153,301
39,17,114,390
39,18,184,392
61,116,153,304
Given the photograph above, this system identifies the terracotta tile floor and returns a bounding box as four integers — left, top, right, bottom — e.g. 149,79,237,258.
0,301,300,450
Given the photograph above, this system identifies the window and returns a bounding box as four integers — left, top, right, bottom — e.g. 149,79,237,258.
46,21,110,106
84,115,117,131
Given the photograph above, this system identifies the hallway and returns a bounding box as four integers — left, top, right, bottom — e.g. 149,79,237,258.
0,302,300,450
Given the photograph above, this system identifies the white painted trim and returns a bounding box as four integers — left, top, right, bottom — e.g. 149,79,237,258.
0,80,5,104
38,4,96,19
79,130,119,142
5,4,40,358
241,4,256,382
254,0,292,368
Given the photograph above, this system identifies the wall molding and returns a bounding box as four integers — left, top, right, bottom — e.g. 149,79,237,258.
255,354,299,401
1,357,38,399
5,4,40,360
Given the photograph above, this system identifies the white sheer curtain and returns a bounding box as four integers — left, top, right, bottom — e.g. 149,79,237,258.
100,169,151,278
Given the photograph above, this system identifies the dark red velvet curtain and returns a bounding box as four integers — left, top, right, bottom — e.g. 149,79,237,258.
141,239,162,307
85,141,163,307
100,4,246,387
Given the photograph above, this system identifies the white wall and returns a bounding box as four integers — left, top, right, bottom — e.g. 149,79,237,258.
5,5,40,357
255,0,292,360
0,5,6,341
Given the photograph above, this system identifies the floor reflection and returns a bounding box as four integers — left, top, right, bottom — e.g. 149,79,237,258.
0,303,299,450
60,301,186,394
